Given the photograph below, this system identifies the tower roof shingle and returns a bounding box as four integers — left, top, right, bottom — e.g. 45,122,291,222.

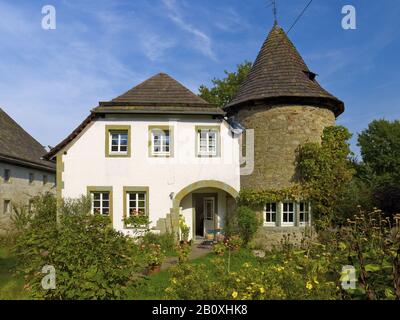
225,25,344,116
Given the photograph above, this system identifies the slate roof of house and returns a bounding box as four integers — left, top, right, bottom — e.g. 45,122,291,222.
93,73,224,116
45,73,223,160
225,24,344,116
0,108,55,171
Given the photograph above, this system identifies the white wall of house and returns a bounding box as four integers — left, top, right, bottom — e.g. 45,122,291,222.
60,115,241,236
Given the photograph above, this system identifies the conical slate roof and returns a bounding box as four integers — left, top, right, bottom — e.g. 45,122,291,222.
226,24,344,116
94,73,224,115
0,108,55,171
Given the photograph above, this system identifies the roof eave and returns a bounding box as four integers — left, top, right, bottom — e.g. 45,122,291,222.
93,107,225,116
225,96,345,118
0,154,56,173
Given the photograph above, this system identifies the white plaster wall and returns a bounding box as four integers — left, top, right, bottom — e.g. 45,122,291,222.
61,115,240,235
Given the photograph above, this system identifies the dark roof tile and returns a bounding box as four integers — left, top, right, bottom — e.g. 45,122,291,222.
0,108,55,171
225,25,344,116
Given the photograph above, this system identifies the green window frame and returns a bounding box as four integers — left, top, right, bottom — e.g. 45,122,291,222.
195,126,221,158
87,186,113,223
105,125,131,158
123,186,149,228
148,125,174,157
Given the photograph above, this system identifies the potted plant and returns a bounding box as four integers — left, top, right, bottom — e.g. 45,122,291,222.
142,243,165,275
179,214,190,244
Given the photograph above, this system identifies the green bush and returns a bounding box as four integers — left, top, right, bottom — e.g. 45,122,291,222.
165,256,338,300
14,195,142,300
141,232,176,256
236,206,260,245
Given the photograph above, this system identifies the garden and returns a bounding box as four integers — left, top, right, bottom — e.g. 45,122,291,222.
1,120,400,300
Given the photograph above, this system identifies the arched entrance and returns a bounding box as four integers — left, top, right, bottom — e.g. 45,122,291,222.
173,180,239,240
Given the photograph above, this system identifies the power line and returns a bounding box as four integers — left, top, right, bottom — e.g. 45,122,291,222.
287,0,313,34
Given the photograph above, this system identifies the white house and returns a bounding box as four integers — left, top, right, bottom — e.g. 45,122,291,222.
45,73,241,239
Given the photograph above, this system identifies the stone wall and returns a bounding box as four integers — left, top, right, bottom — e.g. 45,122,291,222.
0,162,56,234
236,104,335,190
251,226,316,251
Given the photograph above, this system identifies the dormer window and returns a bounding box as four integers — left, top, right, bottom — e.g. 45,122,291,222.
105,125,131,158
197,127,220,157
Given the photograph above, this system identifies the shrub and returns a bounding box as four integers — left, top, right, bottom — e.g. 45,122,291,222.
140,243,166,267
225,235,243,250
213,242,226,256
14,195,142,300
236,206,260,245
141,232,176,256
165,257,338,300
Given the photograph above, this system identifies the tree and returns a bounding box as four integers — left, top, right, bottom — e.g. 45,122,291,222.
198,61,252,108
298,126,355,227
358,119,400,184
358,119,400,216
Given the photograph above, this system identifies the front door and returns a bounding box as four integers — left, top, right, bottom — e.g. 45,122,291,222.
203,197,215,236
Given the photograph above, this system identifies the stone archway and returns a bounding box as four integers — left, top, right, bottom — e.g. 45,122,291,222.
173,180,239,212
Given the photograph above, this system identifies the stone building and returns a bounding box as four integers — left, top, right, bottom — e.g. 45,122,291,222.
0,108,56,233
225,24,344,241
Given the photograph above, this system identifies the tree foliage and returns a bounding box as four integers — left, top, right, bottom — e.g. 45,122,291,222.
358,119,400,184
357,119,400,216
198,61,252,108
298,126,355,227
14,195,141,300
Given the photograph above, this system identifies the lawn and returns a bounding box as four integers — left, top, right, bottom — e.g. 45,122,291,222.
0,246,28,300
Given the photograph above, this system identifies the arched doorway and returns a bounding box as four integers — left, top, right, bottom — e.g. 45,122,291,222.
173,180,238,240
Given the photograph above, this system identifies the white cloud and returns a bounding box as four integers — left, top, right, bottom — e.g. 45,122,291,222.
161,0,216,60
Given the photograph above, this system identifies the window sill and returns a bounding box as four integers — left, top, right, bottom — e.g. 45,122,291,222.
106,153,130,158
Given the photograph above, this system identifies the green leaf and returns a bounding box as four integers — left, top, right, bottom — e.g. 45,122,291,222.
364,264,381,272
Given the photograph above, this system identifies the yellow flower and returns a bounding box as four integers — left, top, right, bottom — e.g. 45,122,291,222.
172,278,177,284
306,281,313,290
232,291,238,299
259,287,266,294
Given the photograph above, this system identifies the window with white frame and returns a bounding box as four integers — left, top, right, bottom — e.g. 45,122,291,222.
90,192,110,216
264,202,277,226
110,131,128,154
127,192,147,216
198,129,218,157
299,202,310,226
282,202,295,226
151,129,170,156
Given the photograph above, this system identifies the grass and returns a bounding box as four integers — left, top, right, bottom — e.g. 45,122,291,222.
0,246,28,300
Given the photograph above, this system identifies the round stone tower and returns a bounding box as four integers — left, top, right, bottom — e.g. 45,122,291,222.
225,24,344,191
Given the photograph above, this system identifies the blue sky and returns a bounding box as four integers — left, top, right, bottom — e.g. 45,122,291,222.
0,0,399,157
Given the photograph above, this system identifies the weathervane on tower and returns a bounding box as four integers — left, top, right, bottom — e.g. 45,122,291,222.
272,0,278,25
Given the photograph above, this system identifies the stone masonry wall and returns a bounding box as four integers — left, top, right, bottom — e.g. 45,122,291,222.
0,162,56,234
236,104,335,190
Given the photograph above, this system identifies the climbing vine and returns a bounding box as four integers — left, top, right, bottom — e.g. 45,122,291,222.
238,184,310,208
